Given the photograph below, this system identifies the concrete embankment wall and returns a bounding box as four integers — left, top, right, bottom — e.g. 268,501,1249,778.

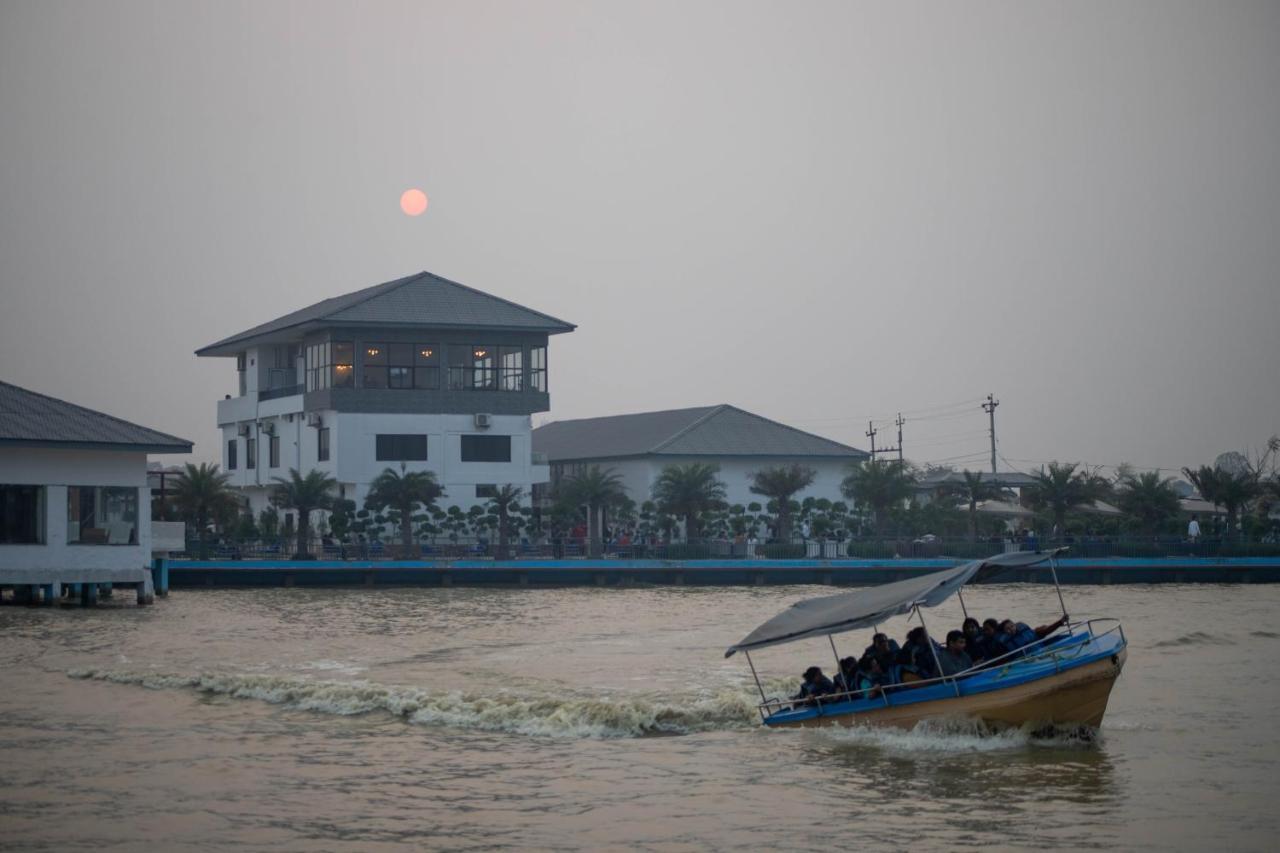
164,557,1280,588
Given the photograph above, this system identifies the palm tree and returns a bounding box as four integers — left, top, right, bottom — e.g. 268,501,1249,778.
560,466,627,555
485,484,525,556
270,468,338,559
171,462,239,558
841,459,916,539
1182,464,1260,543
749,464,816,542
944,470,1004,542
364,465,444,557
651,463,727,541
1116,471,1181,535
1025,461,1110,537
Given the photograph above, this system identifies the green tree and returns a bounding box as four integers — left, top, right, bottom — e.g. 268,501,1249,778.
485,485,525,556
560,465,627,554
651,462,727,541
258,505,280,540
364,465,444,556
944,470,1004,542
171,462,239,559
841,459,916,538
1116,471,1181,534
1182,464,1260,543
270,468,337,559
328,498,357,542
1025,461,1110,536
749,464,816,541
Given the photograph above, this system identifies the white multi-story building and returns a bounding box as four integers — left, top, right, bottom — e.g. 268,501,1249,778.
196,271,574,517
533,404,868,510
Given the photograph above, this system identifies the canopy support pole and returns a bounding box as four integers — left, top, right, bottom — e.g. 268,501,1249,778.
916,606,960,697
744,650,766,703
1047,552,1069,629
828,634,843,673
956,587,970,620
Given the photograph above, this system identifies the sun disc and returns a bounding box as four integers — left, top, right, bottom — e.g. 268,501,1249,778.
400,188,428,216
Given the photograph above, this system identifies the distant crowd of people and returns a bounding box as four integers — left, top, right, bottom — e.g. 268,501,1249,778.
792,613,1070,705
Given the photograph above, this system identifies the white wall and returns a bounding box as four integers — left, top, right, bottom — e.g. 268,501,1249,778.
233,411,547,517
0,447,151,573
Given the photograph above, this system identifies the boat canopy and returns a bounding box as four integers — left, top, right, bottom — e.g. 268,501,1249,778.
724,549,1066,658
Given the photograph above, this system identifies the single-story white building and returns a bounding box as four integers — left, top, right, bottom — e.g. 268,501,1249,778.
532,404,868,511
0,380,192,604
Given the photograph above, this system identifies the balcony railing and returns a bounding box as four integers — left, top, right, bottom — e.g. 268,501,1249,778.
259,384,304,402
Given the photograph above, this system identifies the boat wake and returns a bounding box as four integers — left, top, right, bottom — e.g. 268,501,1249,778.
66,668,761,738
818,717,1100,753
1150,631,1233,648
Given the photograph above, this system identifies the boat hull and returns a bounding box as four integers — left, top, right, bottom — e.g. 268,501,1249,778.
769,647,1126,731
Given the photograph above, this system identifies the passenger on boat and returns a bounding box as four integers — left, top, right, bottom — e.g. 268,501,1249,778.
856,654,887,696
935,630,974,676
903,626,939,678
863,633,901,670
832,657,860,696
792,666,835,705
999,614,1070,655
970,618,1004,662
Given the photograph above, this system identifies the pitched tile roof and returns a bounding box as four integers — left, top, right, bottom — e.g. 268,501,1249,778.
196,270,576,356
0,381,193,453
533,405,867,462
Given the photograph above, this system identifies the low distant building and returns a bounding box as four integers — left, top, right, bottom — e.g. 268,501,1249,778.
0,380,191,588
532,404,868,509
195,271,574,517
913,469,1039,506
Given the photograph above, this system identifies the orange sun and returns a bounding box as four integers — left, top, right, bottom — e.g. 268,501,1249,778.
400,188,428,216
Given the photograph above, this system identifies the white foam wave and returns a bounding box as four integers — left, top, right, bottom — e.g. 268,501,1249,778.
66,668,760,738
817,717,1098,753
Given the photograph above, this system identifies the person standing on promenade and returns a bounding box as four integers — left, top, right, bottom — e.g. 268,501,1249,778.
1188,515,1201,543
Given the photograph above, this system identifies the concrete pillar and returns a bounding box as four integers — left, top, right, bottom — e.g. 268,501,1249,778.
14,585,34,605
81,583,98,606
41,583,60,605
100,583,114,598
136,574,154,605
152,558,170,596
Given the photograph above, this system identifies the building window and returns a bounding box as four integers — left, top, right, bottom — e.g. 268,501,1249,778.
318,427,330,461
0,485,44,544
461,434,511,463
530,345,547,392
475,484,498,499
448,345,497,390
236,352,247,397
376,434,428,461
246,437,257,469
227,439,238,470
415,344,440,390
67,486,138,545
363,343,388,389
269,434,280,468
332,342,354,388
499,346,523,391
387,343,415,389
306,342,332,392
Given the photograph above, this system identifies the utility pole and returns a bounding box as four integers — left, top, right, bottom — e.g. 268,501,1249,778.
895,413,905,464
982,393,1000,474
865,421,877,461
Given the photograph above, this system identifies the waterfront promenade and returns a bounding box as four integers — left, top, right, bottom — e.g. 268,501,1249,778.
160,555,1280,589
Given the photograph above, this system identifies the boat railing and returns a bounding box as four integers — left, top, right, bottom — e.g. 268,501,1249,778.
757,617,1125,722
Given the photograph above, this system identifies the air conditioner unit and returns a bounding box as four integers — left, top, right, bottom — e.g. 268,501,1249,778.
236,424,250,437
259,421,275,435
285,413,294,422
474,413,492,429
306,412,323,428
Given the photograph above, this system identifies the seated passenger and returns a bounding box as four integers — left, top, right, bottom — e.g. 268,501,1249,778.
1000,613,1070,654
856,654,886,696
903,626,939,678
792,666,835,704
863,633,901,670
961,617,987,663
935,629,974,676
973,618,1004,662
832,656,860,696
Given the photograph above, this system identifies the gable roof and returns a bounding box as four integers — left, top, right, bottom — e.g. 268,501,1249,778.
196,270,576,356
0,381,193,453
533,405,867,462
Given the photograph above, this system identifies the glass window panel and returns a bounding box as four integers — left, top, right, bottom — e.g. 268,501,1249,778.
414,366,439,390
375,434,428,461
461,435,511,463
499,346,523,391
333,342,354,365
66,486,138,545
0,484,44,544
364,343,387,365
317,428,330,461
332,363,354,387
447,344,472,389
388,366,413,388
415,345,438,365
246,438,257,469
363,366,387,389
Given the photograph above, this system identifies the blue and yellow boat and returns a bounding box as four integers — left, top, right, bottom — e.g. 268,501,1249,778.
726,549,1127,730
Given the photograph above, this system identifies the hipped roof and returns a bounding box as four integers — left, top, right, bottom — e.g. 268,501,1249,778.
0,380,192,453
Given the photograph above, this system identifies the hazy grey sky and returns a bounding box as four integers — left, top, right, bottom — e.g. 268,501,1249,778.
2,1,1277,476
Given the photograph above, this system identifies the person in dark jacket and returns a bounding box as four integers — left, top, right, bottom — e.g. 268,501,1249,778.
999,614,1070,655
792,666,835,705
903,626,939,678
936,629,974,676
832,657,860,696
863,632,901,671
856,654,887,697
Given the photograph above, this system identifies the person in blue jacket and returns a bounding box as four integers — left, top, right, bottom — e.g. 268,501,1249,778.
999,614,1070,655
